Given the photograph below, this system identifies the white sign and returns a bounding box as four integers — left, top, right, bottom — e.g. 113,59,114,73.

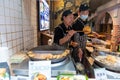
29,61,51,80
94,68,108,80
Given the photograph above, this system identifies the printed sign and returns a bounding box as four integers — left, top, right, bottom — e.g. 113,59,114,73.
94,68,108,80
0,62,10,80
29,61,51,80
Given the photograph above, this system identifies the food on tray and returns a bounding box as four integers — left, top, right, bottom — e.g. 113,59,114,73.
95,55,120,66
27,49,70,60
57,74,73,80
70,41,78,47
57,74,87,80
106,55,117,63
87,57,94,65
73,75,87,80
61,77,70,80
33,73,46,80
86,42,93,47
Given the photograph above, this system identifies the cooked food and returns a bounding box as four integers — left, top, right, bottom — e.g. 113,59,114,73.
61,77,70,80
70,41,78,47
87,57,94,65
106,55,117,63
27,51,35,57
33,53,52,60
86,42,93,47
27,49,70,60
83,26,91,34
52,55,57,59
56,54,61,59
34,73,46,80
95,55,120,66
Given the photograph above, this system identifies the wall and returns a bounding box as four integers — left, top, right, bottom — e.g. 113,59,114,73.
22,0,38,50
0,0,38,60
51,0,84,30
95,0,120,51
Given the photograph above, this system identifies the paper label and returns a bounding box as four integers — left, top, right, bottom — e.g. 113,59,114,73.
94,68,108,80
29,61,51,80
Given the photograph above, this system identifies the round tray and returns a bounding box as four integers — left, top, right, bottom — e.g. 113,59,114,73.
91,51,120,72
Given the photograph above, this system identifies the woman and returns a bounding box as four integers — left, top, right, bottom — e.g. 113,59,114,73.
72,3,99,62
53,9,76,48
71,3,90,62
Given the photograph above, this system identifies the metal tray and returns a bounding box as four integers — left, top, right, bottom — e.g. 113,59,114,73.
29,45,69,63
29,50,67,63
91,51,120,72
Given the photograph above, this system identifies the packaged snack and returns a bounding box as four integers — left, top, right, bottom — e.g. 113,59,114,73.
57,74,74,80
57,74,88,80
73,75,88,80
0,62,10,80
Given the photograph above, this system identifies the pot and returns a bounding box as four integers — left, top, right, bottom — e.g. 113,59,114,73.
91,51,120,72
28,45,69,64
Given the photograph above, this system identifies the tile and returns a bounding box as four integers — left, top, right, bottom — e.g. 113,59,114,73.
1,34,7,43
11,17,15,24
12,33,16,40
13,40,16,47
10,10,14,18
11,25,15,32
20,32,23,38
0,16,5,24
0,0,4,7
6,25,12,33
4,8,10,17
0,25,6,33
12,47,16,54
4,0,10,8
5,17,11,24
9,0,14,9
7,41,12,49
9,48,14,56
1,42,7,47
17,32,21,39
0,7,5,16
7,33,12,41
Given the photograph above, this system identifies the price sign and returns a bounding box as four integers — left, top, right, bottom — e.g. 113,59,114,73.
94,68,108,80
29,61,51,80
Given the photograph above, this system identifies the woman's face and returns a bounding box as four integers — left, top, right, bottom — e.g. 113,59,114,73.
63,14,74,27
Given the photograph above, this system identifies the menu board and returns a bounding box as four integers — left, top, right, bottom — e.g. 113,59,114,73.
29,61,51,80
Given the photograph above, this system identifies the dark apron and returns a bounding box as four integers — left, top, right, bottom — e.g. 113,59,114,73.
72,33,87,62
54,26,70,49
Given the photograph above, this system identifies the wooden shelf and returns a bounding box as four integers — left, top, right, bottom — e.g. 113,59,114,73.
41,32,53,45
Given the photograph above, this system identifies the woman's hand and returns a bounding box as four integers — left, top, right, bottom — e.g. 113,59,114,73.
92,32,99,38
67,30,76,37
70,41,79,47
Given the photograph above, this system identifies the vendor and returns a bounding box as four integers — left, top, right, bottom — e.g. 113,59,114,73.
71,3,98,62
53,9,76,48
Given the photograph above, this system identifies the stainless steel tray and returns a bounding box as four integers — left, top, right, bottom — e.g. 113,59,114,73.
29,45,68,63
29,50,67,63
91,51,120,72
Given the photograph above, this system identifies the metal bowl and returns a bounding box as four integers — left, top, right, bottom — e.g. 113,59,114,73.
29,45,69,63
91,51,120,72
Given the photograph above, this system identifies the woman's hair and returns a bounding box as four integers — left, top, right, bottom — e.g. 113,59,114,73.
61,9,72,21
